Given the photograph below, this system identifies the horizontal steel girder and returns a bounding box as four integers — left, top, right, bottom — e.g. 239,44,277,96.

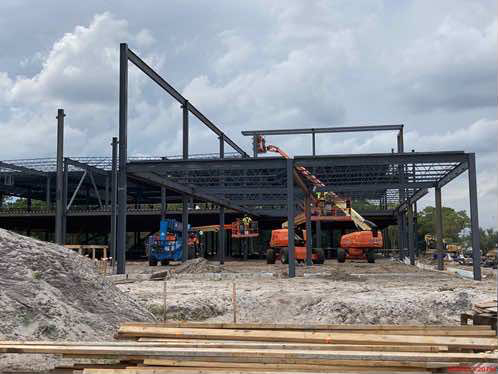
396,188,429,213
242,124,403,136
0,161,47,176
130,171,256,215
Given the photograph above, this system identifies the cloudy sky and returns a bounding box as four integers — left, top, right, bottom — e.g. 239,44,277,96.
0,0,496,227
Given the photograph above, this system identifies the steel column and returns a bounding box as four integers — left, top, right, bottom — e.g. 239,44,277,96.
219,206,225,265
182,194,188,262
435,186,444,271
316,220,322,249
110,137,118,270
305,194,312,266
312,130,316,156
46,176,51,208
287,159,295,278
407,204,415,265
252,136,258,158
160,186,167,219
397,212,403,260
117,43,128,275
62,158,68,244
219,135,224,159
182,101,189,160
55,109,65,244
467,153,482,281
104,176,110,207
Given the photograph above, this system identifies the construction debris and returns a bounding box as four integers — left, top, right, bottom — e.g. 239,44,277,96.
1,322,497,373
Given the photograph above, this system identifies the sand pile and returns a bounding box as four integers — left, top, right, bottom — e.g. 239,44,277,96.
0,228,155,342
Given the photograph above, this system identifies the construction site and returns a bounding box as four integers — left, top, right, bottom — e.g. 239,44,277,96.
0,43,496,373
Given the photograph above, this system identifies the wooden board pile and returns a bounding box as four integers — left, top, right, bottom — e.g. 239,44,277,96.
461,300,497,331
1,322,497,373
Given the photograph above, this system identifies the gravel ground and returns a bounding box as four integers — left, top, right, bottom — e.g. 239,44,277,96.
119,258,495,324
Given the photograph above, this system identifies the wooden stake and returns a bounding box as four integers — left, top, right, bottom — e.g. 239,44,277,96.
162,279,167,322
232,282,237,323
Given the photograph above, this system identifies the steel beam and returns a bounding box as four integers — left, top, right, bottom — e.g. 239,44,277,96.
126,48,248,158
65,158,108,176
397,188,429,212
467,153,481,281
130,171,256,214
437,161,468,189
117,43,128,275
435,186,444,271
219,206,225,265
318,183,433,193
62,158,68,244
0,161,46,176
287,159,295,278
242,124,404,136
397,212,404,260
312,131,316,156
110,137,118,270
55,109,65,245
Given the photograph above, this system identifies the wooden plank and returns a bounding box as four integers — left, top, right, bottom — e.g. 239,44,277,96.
116,326,498,350
120,322,492,331
142,358,437,370
83,369,428,374
135,339,448,352
1,344,495,362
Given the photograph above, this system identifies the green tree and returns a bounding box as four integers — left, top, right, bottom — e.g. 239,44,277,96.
479,228,498,255
416,206,470,244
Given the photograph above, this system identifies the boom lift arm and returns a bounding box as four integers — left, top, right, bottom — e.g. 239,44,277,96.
257,135,377,231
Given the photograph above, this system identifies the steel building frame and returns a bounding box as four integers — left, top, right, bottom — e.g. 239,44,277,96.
0,43,483,281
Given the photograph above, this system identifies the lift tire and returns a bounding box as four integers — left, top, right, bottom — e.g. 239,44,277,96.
314,249,325,265
148,258,158,266
266,249,276,264
161,260,170,266
337,248,346,263
367,249,375,263
281,248,289,264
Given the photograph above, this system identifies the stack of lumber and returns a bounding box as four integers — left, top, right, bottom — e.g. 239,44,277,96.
461,300,497,331
1,322,497,373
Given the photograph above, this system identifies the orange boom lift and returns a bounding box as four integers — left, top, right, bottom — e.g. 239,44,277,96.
256,135,382,264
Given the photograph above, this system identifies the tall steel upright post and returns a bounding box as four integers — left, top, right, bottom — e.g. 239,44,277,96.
110,137,118,270
219,206,225,265
117,43,128,275
397,213,404,260
316,220,322,249
219,135,224,159
182,194,188,262
467,153,482,281
407,204,415,265
312,130,316,156
55,109,65,244
182,101,189,159
46,176,51,208
286,159,296,278
62,158,68,244
305,194,312,266
252,136,258,158
160,187,166,219
435,186,444,271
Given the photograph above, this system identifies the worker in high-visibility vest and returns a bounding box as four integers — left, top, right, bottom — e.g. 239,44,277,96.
242,215,252,234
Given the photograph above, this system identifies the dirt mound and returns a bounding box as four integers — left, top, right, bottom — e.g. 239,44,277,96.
0,228,154,342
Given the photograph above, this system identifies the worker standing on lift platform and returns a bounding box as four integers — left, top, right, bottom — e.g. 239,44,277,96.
242,215,252,235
